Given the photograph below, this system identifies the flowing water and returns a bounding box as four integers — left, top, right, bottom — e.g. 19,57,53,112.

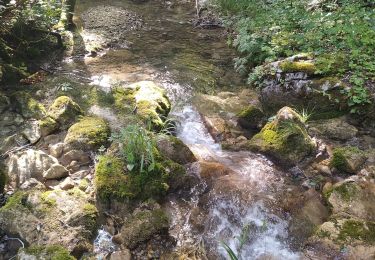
47,0,306,258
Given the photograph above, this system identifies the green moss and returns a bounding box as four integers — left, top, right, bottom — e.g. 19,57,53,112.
82,203,98,235
11,92,46,119
330,146,365,173
64,116,110,150
330,182,359,202
78,179,89,191
23,245,76,260
67,187,86,198
39,116,59,136
0,191,28,211
95,155,133,201
95,152,185,202
249,120,314,165
40,191,57,207
237,106,264,129
280,61,316,75
48,96,82,125
337,220,375,244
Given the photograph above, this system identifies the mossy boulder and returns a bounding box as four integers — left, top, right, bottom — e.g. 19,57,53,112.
324,180,375,221
39,116,59,136
330,146,367,174
48,96,83,127
112,201,169,249
237,105,265,130
64,116,110,151
0,189,96,257
156,134,196,165
18,245,76,260
113,81,171,130
95,153,186,203
10,92,46,119
255,55,348,117
248,106,315,166
308,217,375,258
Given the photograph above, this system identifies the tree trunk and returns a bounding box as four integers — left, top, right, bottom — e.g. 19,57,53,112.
59,0,76,30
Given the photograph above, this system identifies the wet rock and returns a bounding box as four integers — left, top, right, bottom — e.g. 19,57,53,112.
110,249,131,260
308,117,358,141
248,106,316,166
255,54,348,118
113,81,171,130
64,116,110,151
47,96,82,127
198,161,235,184
7,149,68,187
324,180,375,221
112,202,169,249
0,189,97,257
156,134,196,164
330,146,367,174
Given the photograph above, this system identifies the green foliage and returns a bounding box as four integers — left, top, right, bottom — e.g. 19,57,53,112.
214,0,374,113
24,245,76,260
110,124,155,173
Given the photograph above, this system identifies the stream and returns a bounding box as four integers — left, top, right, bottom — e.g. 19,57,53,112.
49,0,305,258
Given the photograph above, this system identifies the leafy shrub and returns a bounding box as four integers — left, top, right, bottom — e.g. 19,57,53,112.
109,124,155,173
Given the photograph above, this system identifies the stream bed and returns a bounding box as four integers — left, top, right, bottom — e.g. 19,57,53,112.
48,0,307,258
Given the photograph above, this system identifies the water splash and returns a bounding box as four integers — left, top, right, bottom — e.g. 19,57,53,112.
93,229,118,259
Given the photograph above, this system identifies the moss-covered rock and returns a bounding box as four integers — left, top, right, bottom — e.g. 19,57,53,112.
95,152,186,203
48,96,83,127
324,180,375,221
39,116,59,136
237,105,265,130
156,134,196,165
18,245,76,260
280,60,317,75
308,117,358,141
0,189,95,257
248,106,315,166
64,116,110,151
112,201,169,249
10,92,46,119
330,146,367,174
310,217,375,258
255,55,348,117
113,81,171,130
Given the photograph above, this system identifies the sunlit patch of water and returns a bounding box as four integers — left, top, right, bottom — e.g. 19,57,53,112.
93,229,118,259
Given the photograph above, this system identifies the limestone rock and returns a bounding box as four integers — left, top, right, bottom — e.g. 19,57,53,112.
237,105,265,130
21,120,41,144
43,164,69,180
110,249,131,260
7,149,68,187
10,92,46,119
48,142,64,158
248,106,316,166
